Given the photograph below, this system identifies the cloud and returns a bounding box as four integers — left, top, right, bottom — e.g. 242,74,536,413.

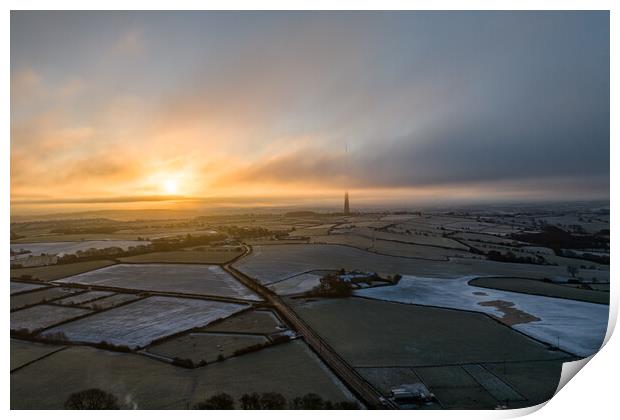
114,30,144,54
9,11,610,208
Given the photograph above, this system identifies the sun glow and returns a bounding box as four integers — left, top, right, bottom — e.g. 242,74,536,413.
163,179,178,195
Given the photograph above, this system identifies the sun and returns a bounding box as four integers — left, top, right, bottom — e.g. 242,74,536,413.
163,179,178,195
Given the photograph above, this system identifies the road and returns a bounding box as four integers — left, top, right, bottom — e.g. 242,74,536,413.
224,244,396,409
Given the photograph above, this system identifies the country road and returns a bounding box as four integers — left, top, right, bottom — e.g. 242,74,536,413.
224,244,396,409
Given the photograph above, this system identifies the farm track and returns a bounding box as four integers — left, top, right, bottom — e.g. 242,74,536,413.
224,244,395,409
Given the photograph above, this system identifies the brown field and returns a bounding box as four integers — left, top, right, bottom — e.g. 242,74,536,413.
10,260,116,281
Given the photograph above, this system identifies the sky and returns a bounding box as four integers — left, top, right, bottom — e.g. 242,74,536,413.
10,11,610,214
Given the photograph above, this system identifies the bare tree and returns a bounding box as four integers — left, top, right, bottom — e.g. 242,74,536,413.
64,389,119,410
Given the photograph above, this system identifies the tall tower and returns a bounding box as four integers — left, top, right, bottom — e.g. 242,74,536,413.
344,191,350,215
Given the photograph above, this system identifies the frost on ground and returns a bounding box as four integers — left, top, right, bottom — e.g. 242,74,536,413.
11,305,92,332
234,244,608,284
10,240,150,258
10,282,47,295
267,273,322,295
355,275,608,357
55,263,261,301
41,296,248,348
55,290,115,306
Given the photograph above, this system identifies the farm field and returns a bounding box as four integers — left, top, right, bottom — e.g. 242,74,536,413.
10,240,149,257
11,287,81,310
355,275,608,356
11,345,202,409
482,360,565,404
11,341,355,409
310,234,472,260
190,340,356,403
292,297,568,366
55,290,116,306
469,277,609,304
119,249,242,264
9,206,610,410
291,297,570,408
235,244,608,284
147,332,269,363
10,282,47,295
55,263,261,301
414,366,503,409
267,273,322,295
41,296,248,348
201,310,285,335
80,293,142,310
451,232,523,245
11,339,64,371
354,226,469,250
10,260,116,281
11,304,92,332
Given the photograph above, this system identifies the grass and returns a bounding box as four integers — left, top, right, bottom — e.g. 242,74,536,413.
200,310,284,335
119,249,242,264
10,339,64,371
292,297,573,408
147,332,269,363
469,277,609,304
292,297,570,367
11,287,82,311
236,243,609,283
11,341,354,409
414,366,499,409
10,260,116,281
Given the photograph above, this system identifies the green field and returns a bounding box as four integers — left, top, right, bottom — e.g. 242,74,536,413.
469,277,609,304
10,339,64,371
200,310,285,335
11,341,355,409
293,297,566,366
292,297,571,408
148,332,268,363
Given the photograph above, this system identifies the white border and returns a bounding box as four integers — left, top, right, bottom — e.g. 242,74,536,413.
3,2,617,420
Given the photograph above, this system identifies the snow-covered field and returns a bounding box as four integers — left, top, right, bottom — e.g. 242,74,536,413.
55,263,261,301
55,290,116,305
10,240,150,258
235,244,608,284
10,282,47,295
267,273,322,295
355,275,608,357
42,296,248,348
11,305,92,332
